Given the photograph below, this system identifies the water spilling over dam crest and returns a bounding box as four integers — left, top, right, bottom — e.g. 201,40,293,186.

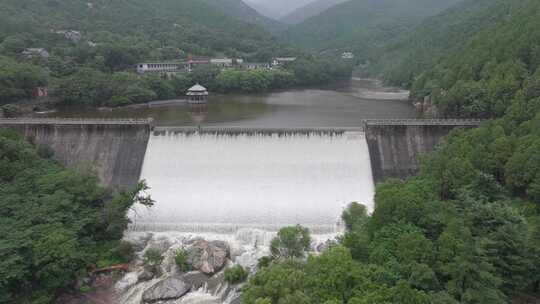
130,129,375,234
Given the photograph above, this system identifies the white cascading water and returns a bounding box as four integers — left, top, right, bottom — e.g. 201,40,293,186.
130,130,375,233
121,130,375,304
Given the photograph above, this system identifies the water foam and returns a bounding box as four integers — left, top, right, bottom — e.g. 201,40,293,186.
130,131,374,234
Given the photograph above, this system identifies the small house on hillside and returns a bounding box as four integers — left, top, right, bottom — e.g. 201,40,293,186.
342,52,355,59
32,87,48,99
22,48,50,59
272,57,296,66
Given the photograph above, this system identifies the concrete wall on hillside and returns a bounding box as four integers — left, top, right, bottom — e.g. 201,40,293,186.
365,124,471,184
0,122,151,190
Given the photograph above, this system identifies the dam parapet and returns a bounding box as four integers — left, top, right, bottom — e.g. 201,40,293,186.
153,126,363,137
364,119,483,183
0,118,153,190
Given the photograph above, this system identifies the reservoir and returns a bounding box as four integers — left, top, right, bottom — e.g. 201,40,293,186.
44,78,416,127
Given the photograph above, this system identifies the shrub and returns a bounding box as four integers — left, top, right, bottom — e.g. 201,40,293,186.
106,95,132,107
257,256,273,269
224,265,248,284
270,225,311,259
341,202,369,230
1,104,21,117
143,248,163,267
174,249,191,272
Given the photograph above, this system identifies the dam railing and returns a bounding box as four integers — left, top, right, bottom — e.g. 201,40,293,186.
0,118,154,125
0,118,484,130
363,119,484,126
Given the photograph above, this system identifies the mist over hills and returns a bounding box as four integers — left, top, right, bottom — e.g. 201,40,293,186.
244,0,316,19
205,0,286,32
280,0,348,25
283,0,463,57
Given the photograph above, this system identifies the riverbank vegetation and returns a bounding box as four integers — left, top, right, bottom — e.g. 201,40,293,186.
0,130,153,303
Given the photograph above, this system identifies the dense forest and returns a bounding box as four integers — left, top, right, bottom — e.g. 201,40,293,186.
282,0,462,59
0,0,352,109
368,0,516,88
242,0,540,303
0,129,153,303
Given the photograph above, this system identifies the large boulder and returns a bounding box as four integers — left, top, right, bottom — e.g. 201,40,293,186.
186,240,229,275
142,276,190,303
181,271,210,289
115,272,139,292
137,267,154,282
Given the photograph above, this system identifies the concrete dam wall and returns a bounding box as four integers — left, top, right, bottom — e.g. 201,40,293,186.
0,119,152,190
0,119,482,190
364,120,482,183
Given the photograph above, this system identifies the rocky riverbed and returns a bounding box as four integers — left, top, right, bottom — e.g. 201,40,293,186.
114,229,336,304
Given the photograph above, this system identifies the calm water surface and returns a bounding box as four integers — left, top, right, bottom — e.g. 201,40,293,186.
44,78,416,127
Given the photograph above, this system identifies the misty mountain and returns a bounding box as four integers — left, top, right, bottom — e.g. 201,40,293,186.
205,0,286,33
280,0,348,25
244,0,316,19
283,0,463,57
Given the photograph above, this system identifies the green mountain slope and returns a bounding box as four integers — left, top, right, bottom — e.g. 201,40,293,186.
282,0,462,56
0,0,282,58
409,0,539,118
371,0,523,87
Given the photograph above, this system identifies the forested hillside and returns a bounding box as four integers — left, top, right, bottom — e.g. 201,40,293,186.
0,0,281,60
0,129,153,303
282,0,462,58
410,0,539,119
369,0,522,88
243,1,540,303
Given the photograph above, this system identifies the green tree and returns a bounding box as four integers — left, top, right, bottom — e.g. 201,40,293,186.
270,225,311,259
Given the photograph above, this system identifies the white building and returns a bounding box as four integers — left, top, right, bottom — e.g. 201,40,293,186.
243,62,271,70
272,57,297,67
342,52,355,59
136,62,187,74
22,48,50,59
52,30,82,42
210,58,244,68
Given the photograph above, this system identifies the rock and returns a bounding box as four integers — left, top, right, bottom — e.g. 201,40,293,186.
160,249,179,275
137,267,154,282
125,232,153,252
181,271,210,289
186,240,229,275
177,291,221,304
142,276,190,303
207,270,227,295
228,293,242,304
145,236,173,255
115,271,139,292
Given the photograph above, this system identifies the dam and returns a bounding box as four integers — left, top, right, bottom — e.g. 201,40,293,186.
0,118,482,233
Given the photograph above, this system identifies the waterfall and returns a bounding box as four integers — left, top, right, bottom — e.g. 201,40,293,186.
129,130,375,234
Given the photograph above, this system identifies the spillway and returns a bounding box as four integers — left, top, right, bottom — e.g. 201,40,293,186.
129,129,375,234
